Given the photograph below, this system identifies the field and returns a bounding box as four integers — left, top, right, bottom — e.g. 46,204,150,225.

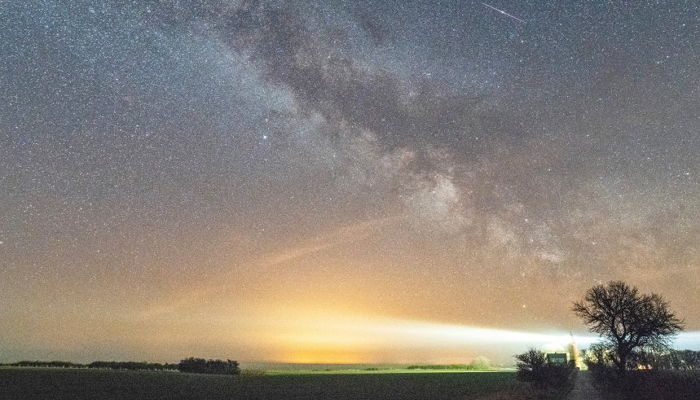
593,369,700,400
0,367,525,400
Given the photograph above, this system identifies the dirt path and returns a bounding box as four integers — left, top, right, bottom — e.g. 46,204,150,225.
568,372,602,400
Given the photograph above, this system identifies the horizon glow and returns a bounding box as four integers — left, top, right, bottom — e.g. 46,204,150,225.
240,311,699,364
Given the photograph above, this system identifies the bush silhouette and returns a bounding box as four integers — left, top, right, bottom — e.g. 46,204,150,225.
515,348,574,390
177,357,240,375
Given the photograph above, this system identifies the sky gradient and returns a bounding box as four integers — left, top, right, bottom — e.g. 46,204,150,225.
1,0,699,364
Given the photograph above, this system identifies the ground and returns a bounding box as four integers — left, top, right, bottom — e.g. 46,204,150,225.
0,368,526,400
568,372,602,400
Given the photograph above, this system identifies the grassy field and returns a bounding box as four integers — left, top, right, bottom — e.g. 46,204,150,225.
0,367,525,400
262,367,510,375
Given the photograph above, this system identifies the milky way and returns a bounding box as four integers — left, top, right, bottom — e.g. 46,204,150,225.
1,1,698,363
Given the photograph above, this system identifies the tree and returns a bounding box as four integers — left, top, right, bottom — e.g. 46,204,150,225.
515,348,547,382
573,281,684,377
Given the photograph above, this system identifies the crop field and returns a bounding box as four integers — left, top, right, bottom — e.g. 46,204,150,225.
0,367,524,400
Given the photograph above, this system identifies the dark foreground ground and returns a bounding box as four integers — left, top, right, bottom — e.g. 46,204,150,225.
592,370,700,400
0,368,527,400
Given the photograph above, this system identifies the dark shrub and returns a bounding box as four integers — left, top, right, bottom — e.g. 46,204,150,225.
515,349,546,383
584,347,700,400
178,357,240,375
515,349,575,393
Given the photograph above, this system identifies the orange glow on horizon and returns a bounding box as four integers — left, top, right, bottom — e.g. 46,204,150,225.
225,307,603,364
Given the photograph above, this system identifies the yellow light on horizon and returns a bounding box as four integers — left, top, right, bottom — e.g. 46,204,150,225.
252,310,601,363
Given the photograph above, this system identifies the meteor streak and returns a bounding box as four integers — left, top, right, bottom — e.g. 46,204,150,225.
481,2,526,24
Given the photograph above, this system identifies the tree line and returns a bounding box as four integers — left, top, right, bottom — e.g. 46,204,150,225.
1,358,240,375
0,360,178,370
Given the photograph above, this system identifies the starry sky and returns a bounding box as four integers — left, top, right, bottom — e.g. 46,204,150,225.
1,0,699,364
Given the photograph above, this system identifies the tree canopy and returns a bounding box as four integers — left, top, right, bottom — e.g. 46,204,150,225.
573,281,683,375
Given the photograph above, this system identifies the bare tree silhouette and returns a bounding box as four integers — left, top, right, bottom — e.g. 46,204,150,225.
573,281,683,377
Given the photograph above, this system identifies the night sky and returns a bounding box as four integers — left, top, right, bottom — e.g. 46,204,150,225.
1,0,699,364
